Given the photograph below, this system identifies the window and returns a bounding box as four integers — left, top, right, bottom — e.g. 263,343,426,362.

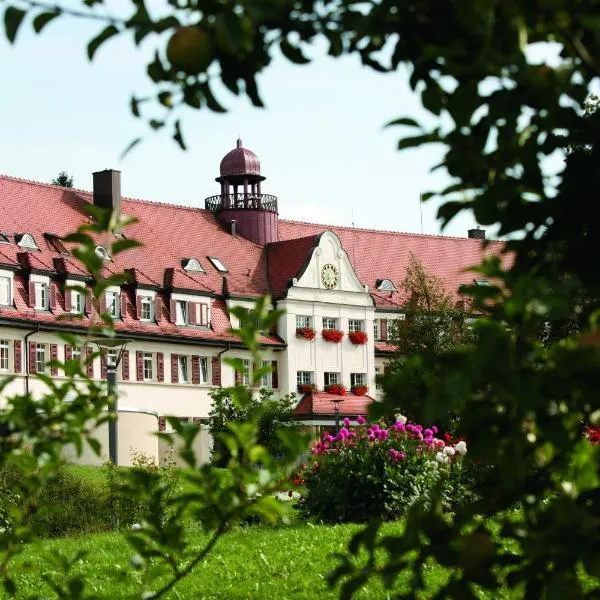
377,279,396,292
0,233,9,244
375,366,383,390
373,320,379,340
348,319,363,333
241,359,250,385
176,300,188,325
71,290,83,314
0,277,11,306
106,291,119,319
374,318,389,340
36,343,46,373
323,317,337,330
143,352,153,381
351,373,365,387
199,357,209,384
45,234,69,255
182,258,204,273
95,246,110,260
207,256,228,273
140,296,153,321
324,372,339,386
0,340,9,372
35,282,48,310
297,371,313,386
261,360,272,388
17,234,38,250
296,315,312,329
178,355,189,383
106,349,118,369
72,346,81,362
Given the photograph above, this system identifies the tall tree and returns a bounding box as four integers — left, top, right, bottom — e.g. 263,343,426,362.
51,171,73,188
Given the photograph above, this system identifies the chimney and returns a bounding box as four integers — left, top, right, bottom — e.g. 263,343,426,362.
468,226,485,240
227,220,237,236
92,169,121,214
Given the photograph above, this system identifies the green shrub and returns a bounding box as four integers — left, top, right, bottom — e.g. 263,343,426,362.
301,417,469,523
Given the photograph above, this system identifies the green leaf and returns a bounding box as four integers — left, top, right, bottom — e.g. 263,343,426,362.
173,120,186,150
33,10,60,33
421,81,444,115
87,25,119,60
385,117,422,129
4,7,26,44
280,38,310,64
119,137,142,160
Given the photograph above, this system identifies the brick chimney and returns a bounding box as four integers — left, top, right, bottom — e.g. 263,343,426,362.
93,169,121,214
468,227,486,240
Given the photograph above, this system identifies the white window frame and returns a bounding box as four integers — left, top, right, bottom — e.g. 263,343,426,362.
143,352,153,381
71,290,84,314
324,372,339,386
375,366,383,390
199,357,209,384
0,340,10,372
296,315,312,329
18,234,38,250
72,346,82,363
106,349,118,369
261,360,272,388
178,355,190,383
183,258,204,273
242,359,250,386
176,300,188,326
140,296,153,321
35,282,48,310
351,373,365,387
297,371,313,386
106,290,120,319
0,276,11,306
348,319,363,333
323,317,337,330
36,343,47,373
207,256,228,273
373,320,380,340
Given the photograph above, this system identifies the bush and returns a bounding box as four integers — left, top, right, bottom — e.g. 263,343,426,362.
301,416,469,523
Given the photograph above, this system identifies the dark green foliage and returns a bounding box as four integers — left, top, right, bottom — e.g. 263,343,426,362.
51,171,74,188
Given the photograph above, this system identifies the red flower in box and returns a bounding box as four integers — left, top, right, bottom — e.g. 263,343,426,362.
352,385,368,396
325,384,347,396
585,425,600,445
349,331,368,345
296,327,317,341
298,383,318,394
322,329,344,343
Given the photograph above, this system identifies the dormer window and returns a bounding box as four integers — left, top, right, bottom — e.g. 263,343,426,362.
0,233,9,244
474,279,490,286
95,246,110,260
182,258,204,273
207,256,228,273
45,234,69,255
35,282,49,310
16,234,38,250
376,279,396,292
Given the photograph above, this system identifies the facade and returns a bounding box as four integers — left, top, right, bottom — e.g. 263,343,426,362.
0,140,505,437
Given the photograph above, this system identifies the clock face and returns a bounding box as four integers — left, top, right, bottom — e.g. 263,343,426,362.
321,264,339,289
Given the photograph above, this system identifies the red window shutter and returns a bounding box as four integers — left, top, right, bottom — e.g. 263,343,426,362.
64,289,72,312
120,292,128,319
49,283,57,310
203,304,210,327
191,355,200,384
122,350,130,380
235,368,242,385
28,341,36,374
86,346,94,378
136,296,142,319
28,281,35,308
157,352,164,382
383,364,390,375
155,297,162,322
100,293,107,313
14,340,22,373
170,299,176,323
50,344,58,376
158,416,166,432
171,354,179,383
211,356,221,386
136,351,143,381
381,319,388,341
64,344,72,362
188,302,196,325
271,360,279,388
85,289,92,314
101,350,107,379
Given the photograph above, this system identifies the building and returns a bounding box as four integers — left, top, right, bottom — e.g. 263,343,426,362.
0,140,504,461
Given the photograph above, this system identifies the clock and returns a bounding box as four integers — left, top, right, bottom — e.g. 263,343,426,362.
321,263,339,289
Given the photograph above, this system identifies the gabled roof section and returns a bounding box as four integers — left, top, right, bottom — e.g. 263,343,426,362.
294,392,374,417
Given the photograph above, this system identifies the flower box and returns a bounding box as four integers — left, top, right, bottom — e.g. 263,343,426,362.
321,329,344,343
296,326,317,340
298,383,318,394
325,383,347,396
351,385,368,396
348,331,368,345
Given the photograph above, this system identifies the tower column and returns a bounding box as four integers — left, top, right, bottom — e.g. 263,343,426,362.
244,178,248,200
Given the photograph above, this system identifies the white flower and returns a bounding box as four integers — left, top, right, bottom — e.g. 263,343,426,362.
443,446,456,456
455,441,468,456
395,414,408,425
131,523,142,531
435,452,449,465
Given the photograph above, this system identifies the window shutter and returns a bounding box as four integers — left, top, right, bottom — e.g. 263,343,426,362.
155,297,162,322
171,354,179,383
169,299,176,323
271,360,279,388
14,340,22,373
86,346,94,378
202,304,209,326
101,350,107,379
122,350,130,380
64,288,72,312
136,295,142,319
235,368,242,385
50,344,58,376
157,352,164,382
49,283,57,310
28,341,36,374
381,319,388,340
120,292,128,319
383,364,390,375
64,344,72,362
85,289,92,315
211,356,221,386
188,301,196,325
191,355,200,384
28,281,35,308
136,351,143,381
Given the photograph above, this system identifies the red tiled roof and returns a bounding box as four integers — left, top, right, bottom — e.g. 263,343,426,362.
374,342,397,354
294,392,373,417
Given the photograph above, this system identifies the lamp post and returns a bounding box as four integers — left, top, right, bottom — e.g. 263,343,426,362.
330,397,345,433
91,338,131,465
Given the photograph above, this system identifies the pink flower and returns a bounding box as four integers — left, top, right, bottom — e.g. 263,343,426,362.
343,417,351,427
424,428,433,437
432,425,438,434
368,434,375,442
324,435,334,443
357,415,366,425
436,439,445,449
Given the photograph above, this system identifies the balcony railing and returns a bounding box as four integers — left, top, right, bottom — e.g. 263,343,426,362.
204,193,278,213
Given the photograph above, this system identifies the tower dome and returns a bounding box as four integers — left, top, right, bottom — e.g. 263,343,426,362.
219,138,263,179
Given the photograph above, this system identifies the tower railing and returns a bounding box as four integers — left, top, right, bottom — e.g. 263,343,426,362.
204,193,278,213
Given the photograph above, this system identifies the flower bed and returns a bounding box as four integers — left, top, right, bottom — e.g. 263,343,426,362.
296,327,317,341
325,383,346,396
348,331,368,345
321,329,344,343
298,383,318,394
351,385,368,396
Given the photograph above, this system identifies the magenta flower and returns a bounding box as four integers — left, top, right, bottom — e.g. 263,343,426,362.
368,434,375,442
343,417,351,427
357,415,366,425
432,425,439,434
424,428,433,437
324,434,334,443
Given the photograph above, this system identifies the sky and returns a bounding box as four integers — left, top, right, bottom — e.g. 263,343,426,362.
0,3,535,239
